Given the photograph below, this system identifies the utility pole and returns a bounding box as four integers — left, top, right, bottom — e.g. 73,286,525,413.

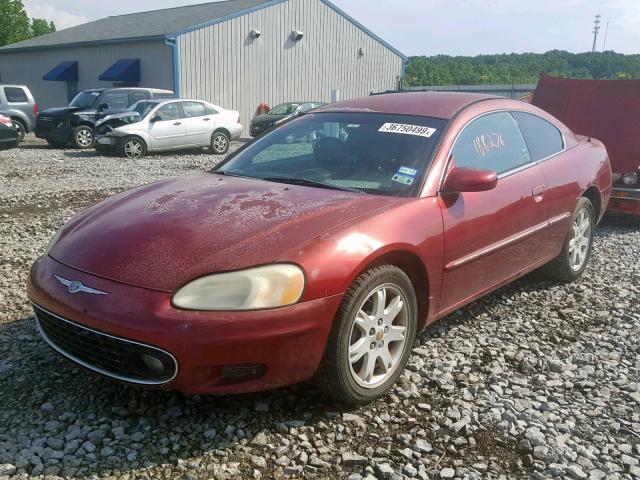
602,20,610,52
592,14,601,53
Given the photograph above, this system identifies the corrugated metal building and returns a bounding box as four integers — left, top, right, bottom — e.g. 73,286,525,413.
0,0,406,135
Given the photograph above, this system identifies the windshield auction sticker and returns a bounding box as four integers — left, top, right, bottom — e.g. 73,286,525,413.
379,123,437,138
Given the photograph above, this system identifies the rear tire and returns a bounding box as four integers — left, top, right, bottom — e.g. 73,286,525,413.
12,119,26,142
72,126,94,149
211,131,230,154
542,197,595,282
314,265,417,404
118,136,146,159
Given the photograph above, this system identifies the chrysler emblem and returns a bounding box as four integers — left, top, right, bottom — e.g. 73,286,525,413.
54,275,109,295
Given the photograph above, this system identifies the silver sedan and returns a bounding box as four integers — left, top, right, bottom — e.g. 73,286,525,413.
95,99,243,158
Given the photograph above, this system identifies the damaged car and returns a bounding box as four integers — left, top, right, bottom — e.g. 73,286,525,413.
94,99,242,158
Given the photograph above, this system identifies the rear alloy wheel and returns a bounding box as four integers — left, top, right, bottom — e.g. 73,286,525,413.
12,119,26,142
72,126,94,149
542,196,595,282
120,137,146,159
211,131,230,154
315,265,417,404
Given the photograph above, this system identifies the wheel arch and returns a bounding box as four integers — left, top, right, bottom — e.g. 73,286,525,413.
352,249,431,332
582,185,602,221
213,127,231,138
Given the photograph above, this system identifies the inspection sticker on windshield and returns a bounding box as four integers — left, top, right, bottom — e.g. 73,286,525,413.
379,123,437,138
392,173,415,186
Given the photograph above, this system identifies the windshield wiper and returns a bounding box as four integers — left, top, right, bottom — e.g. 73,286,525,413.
262,176,363,193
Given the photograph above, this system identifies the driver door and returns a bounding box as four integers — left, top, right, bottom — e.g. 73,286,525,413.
148,103,187,150
438,111,548,314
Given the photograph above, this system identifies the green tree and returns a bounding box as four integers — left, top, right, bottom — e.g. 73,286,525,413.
30,18,56,37
0,0,30,46
0,0,56,47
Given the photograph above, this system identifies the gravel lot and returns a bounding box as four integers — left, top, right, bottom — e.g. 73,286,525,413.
1,135,639,480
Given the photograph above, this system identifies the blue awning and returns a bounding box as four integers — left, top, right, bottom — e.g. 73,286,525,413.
43,61,78,81
99,58,140,82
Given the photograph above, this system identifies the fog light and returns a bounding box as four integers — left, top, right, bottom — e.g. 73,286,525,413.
140,353,165,375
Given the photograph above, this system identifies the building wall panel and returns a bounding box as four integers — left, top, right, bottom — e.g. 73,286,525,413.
0,40,173,110
178,0,404,135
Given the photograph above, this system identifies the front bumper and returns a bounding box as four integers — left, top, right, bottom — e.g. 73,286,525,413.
27,255,342,395
35,122,71,143
95,135,117,147
608,187,640,216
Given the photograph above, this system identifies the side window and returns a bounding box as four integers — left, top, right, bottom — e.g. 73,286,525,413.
204,104,218,115
98,90,130,109
451,112,532,174
130,90,150,103
4,87,28,103
154,103,181,121
511,111,564,161
181,101,206,118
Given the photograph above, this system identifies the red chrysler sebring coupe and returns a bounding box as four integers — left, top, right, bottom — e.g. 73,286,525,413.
28,92,611,404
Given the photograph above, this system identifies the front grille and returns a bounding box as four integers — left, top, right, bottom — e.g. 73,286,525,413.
34,305,177,384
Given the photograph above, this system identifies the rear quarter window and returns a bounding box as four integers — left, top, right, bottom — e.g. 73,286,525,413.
511,111,564,161
4,87,28,103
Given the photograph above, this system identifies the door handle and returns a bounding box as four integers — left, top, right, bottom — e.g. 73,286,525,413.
532,184,546,203
173,122,182,126
203,118,210,121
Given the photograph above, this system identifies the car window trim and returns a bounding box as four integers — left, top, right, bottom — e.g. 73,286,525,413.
509,109,567,164
437,108,567,193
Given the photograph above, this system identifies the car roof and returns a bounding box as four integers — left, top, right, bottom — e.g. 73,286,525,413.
315,91,502,120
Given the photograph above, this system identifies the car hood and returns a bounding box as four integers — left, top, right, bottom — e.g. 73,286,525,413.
49,174,402,292
40,107,94,118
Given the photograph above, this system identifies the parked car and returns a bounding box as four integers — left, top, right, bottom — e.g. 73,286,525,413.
0,84,38,142
0,111,19,150
532,73,639,216
94,99,242,158
28,92,611,404
250,101,325,137
35,88,174,149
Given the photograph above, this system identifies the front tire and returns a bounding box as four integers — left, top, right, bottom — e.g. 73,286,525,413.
211,131,230,154
72,126,94,149
542,197,595,282
118,136,146,159
12,119,26,142
315,265,418,404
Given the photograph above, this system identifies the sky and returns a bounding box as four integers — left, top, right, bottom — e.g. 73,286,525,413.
23,0,640,56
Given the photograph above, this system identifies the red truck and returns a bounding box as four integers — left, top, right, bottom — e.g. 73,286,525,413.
532,73,640,216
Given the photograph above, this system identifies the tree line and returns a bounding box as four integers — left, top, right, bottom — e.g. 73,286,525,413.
0,0,56,47
404,50,640,86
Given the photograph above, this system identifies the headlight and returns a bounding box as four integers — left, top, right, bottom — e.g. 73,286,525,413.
612,173,622,183
621,172,638,186
44,225,64,255
172,264,305,311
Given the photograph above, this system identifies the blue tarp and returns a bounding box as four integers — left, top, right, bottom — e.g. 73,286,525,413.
43,61,78,81
99,58,140,82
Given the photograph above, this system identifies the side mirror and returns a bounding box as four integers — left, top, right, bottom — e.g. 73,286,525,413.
98,103,109,111
442,167,498,193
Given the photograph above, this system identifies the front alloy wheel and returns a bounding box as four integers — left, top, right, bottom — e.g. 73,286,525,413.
121,137,146,159
72,126,94,149
315,264,417,404
348,284,409,388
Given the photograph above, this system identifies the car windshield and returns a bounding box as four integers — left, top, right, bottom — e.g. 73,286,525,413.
69,91,101,109
216,112,447,197
269,103,300,115
128,100,159,118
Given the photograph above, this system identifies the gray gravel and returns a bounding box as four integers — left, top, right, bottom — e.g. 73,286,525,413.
1,135,639,480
